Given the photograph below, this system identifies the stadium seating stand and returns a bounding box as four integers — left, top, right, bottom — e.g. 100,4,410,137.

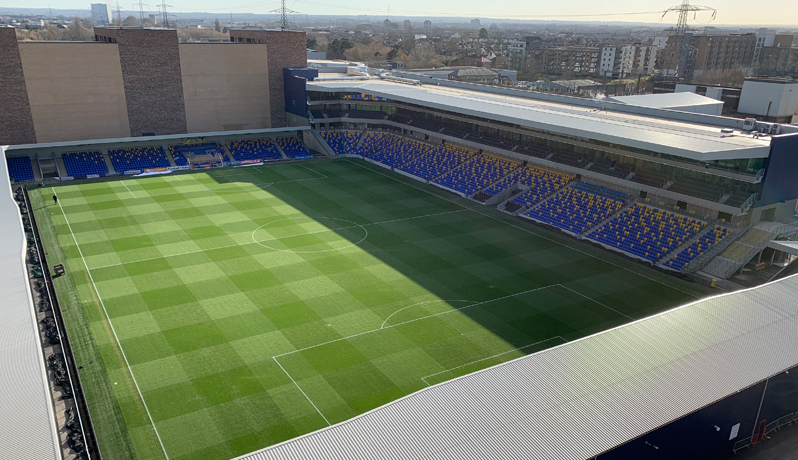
7,156,36,182
62,150,110,177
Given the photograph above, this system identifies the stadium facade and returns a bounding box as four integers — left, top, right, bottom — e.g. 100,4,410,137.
3,25,798,460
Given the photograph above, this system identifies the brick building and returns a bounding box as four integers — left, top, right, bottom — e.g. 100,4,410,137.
527,47,600,76
757,46,798,77
0,26,306,145
660,33,756,78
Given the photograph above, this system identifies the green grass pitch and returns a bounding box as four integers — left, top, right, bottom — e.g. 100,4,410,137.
31,159,709,460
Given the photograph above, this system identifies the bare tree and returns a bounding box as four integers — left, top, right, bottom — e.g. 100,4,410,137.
406,43,441,69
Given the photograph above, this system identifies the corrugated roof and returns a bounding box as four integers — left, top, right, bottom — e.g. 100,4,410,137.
449,68,500,77
307,80,771,161
235,274,798,460
0,148,60,459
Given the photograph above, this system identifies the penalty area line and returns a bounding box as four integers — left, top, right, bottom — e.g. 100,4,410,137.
420,336,568,386
273,356,331,426
274,284,558,360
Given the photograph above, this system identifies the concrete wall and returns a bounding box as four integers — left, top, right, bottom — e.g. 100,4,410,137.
0,28,36,145
179,44,270,133
739,80,798,118
18,42,130,143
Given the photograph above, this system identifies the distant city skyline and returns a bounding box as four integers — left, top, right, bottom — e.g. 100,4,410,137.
4,0,798,26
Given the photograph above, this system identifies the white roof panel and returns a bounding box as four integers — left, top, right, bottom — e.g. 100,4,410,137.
0,148,60,459
236,274,798,460
308,80,771,161
609,92,724,108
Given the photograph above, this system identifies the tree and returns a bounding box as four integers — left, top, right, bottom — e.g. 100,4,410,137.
122,15,140,27
327,38,354,60
406,43,441,69
214,18,222,33
307,37,318,49
440,39,460,56
479,28,489,40
386,48,399,61
64,16,93,41
400,38,415,55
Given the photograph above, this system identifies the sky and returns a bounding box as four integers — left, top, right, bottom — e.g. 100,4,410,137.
10,0,798,26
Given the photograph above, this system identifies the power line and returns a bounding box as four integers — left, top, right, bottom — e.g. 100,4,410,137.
292,1,665,19
158,0,172,27
270,0,299,31
114,1,123,25
132,0,148,24
660,0,717,77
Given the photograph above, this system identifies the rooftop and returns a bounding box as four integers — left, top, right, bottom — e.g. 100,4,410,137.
0,150,60,460
608,92,724,109
307,79,772,161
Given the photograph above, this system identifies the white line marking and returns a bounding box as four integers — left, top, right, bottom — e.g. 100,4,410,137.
251,216,368,254
52,188,170,460
347,159,701,299
121,181,136,198
274,285,556,359
298,163,328,179
381,300,475,329
273,356,331,426
558,284,634,320
89,209,466,270
420,336,567,385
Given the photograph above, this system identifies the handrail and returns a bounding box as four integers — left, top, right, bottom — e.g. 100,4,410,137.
740,193,756,215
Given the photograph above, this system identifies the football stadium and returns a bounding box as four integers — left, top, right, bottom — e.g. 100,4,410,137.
2,26,798,460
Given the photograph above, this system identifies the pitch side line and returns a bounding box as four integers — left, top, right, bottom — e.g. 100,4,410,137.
88,209,466,270
420,336,567,386
52,188,171,460
121,181,137,198
297,163,328,179
272,356,331,426
347,159,701,299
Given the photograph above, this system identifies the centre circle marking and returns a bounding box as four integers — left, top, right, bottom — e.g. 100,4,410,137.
251,216,368,253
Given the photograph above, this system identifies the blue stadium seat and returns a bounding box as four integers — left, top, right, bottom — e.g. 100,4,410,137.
108,146,170,173
276,137,312,159
432,154,519,196
587,204,707,262
525,184,625,234
664,226,732,271
365,135,430,167
62,150,109,177
226,139,282,161
399,143,476,180
357,132,400,157
321,130,363,155
6,156,35,182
